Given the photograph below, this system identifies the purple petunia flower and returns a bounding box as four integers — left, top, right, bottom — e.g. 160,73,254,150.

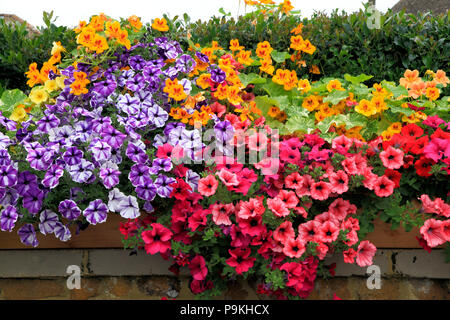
148,104,169,128
108,188,126,213
118,195,140,219
154,174,176,198
0,165,18,187
118,69,135,87
129,55,146,70
68,159,94,183
1,188,18,207
117,93,140,115
36,114,60,133
39,210,59,235
128,164,151,187
92,116,112,133
195,51,209,63
101,125,127,149
99,167,121,189
209,65,226,83
0,205,18,232
150,158,172,174
54,222,71,242
58,199,81,220
42,164,64,189
135,182,157,201
15,171,38,196
91,140,112,162
93,79,117,97
186,169,200,191
143,65,162,81
18,224,39,247
143,201,154,213
126,73,146,92
214,120,234,142
22,187,44,215
83,199,108,225
0,149,11,166
175,54,196,73
126,143,149,164
63,147,84,166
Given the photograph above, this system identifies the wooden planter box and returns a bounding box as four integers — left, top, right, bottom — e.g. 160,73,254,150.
0,214,421,249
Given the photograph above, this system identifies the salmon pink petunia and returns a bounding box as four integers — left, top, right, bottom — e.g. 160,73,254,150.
355,240,376,267
328,170,349,194
211,203,234,226
310,181,331,201
380,146,404,169
420,218,446,247
298,220,321,243
283,236,306,258
343,248,357,263
273,220,295,243
198,175,218,196
276,190,299,208
318,221,340,243
267,197,290,218
373,175,395,197
217,169,239,187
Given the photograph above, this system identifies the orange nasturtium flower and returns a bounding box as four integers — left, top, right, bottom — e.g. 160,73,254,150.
105,21,122,38
268,106,281,118
152,18,169,32
326,79,344,92
302,95,320,112
214,84,229,100
236,50,254,66
259,58,274,75
70,81,89,95
434,70,449,87
116,29,131,50
272,69,290,86
281,0,294,14
227,85,243,106
297,79,311,93
291,23,303,35
128,15,142,30
88,15,105,32
229,39,244,52
399,69,421,89
301,40,316,55
290,35,304,51
425,87,440,101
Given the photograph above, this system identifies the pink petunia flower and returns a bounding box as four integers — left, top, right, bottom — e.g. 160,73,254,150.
355,240,376,267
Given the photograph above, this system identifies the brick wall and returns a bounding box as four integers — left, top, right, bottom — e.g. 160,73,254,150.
0,249,449,300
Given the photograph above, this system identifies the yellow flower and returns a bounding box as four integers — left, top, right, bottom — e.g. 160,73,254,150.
214,84,229,100
381,130,394,141
44,79,58,93
152,18,169,32
268,106,281,118
283,70,298,91
116,29,131,50
227,85,243,106
51,41,66,56
425,87,440,101
355,99,376,117
29,87,49,104
326,79,343,92
10,105,27,122
259,58,274,75
88,15,105,32
77,26,96,47
387,122,402,134
55,76,67,89
297,79,311,93
371,96,387,113
281,0,294,14
272,69,289,85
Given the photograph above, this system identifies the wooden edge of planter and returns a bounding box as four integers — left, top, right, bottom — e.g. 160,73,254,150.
0,214,422,249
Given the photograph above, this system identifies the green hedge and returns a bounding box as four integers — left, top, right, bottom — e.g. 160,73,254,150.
1,7,449,92
0,12,76,91
166,5,449,87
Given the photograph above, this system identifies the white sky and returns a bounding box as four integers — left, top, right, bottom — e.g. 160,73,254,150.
2,0,399,28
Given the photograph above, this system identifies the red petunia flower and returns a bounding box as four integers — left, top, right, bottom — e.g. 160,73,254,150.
142,223,173,255
384,169,402,188
170,179,192,200
226,247,256,274
273,220,295,243
414,156,436,177
283,236,306,258
189,255,208,281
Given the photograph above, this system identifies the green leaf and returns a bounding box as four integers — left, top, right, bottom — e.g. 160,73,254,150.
285,115,315,133
238,73,266,87
388,103,415,116
383,82,408,98
261,81,288,98
323,90,348,105
344,73,373,85
0,89,27,117
271,50,291,64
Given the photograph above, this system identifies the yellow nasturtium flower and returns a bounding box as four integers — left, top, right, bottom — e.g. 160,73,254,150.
29,87,49,105
302,95,320,111
10,105,27,122
44,79,58,93
425,87,440,101
55,76,67,89
326,79,343,92
355,99,376,117
297,79,311,93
